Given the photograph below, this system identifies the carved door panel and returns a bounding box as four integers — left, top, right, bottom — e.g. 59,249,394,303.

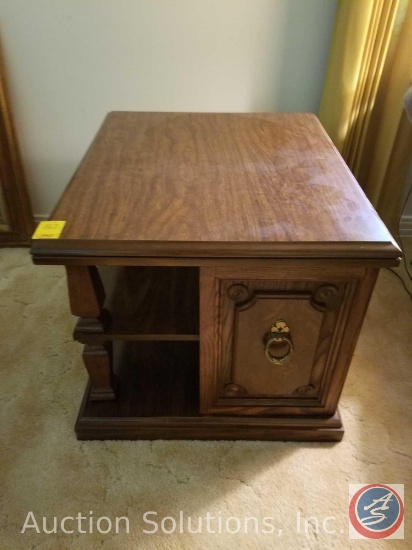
200,266,359,416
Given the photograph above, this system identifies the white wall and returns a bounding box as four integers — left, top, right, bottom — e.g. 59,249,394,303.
1,0,337,217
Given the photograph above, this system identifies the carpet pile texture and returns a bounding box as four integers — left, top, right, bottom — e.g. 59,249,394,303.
1,248,411,549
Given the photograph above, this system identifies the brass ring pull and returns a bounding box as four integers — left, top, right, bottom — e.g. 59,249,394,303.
264,320,294,365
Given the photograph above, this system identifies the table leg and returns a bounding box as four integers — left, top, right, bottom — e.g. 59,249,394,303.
66,266,116,400
82,342,116,401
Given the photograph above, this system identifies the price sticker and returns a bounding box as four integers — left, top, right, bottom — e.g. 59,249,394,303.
32,221,66,239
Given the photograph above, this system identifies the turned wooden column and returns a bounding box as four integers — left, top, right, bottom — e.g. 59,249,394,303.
66,266,116,400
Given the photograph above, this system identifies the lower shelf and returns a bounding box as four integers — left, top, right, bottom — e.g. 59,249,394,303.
83,341,200,417
75,342,344,441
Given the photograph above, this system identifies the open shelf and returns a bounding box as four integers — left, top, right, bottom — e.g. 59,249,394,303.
75,266,199,341
81,340,199,418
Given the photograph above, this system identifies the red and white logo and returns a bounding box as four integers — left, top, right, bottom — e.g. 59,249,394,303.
349,484,404,539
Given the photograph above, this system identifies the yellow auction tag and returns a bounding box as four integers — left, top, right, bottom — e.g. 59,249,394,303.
32,221,66,239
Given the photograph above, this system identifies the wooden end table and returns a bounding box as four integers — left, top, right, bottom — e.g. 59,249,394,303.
31,112,400,441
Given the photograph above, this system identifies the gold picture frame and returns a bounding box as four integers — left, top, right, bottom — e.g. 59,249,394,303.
0,41,34,245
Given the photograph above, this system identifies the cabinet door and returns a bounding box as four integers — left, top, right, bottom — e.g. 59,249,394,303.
200,265,377,416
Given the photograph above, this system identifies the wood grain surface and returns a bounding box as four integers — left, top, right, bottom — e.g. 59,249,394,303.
73,266,199,342
32,112,400,260
81,341,200,418
199,264,373,416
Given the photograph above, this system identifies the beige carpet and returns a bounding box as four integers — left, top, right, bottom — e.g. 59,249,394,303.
1,248,411,549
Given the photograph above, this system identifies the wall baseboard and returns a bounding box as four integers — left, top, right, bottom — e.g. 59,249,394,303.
34,214,49,225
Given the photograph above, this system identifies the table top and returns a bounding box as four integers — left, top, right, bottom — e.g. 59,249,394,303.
32,112,400,261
